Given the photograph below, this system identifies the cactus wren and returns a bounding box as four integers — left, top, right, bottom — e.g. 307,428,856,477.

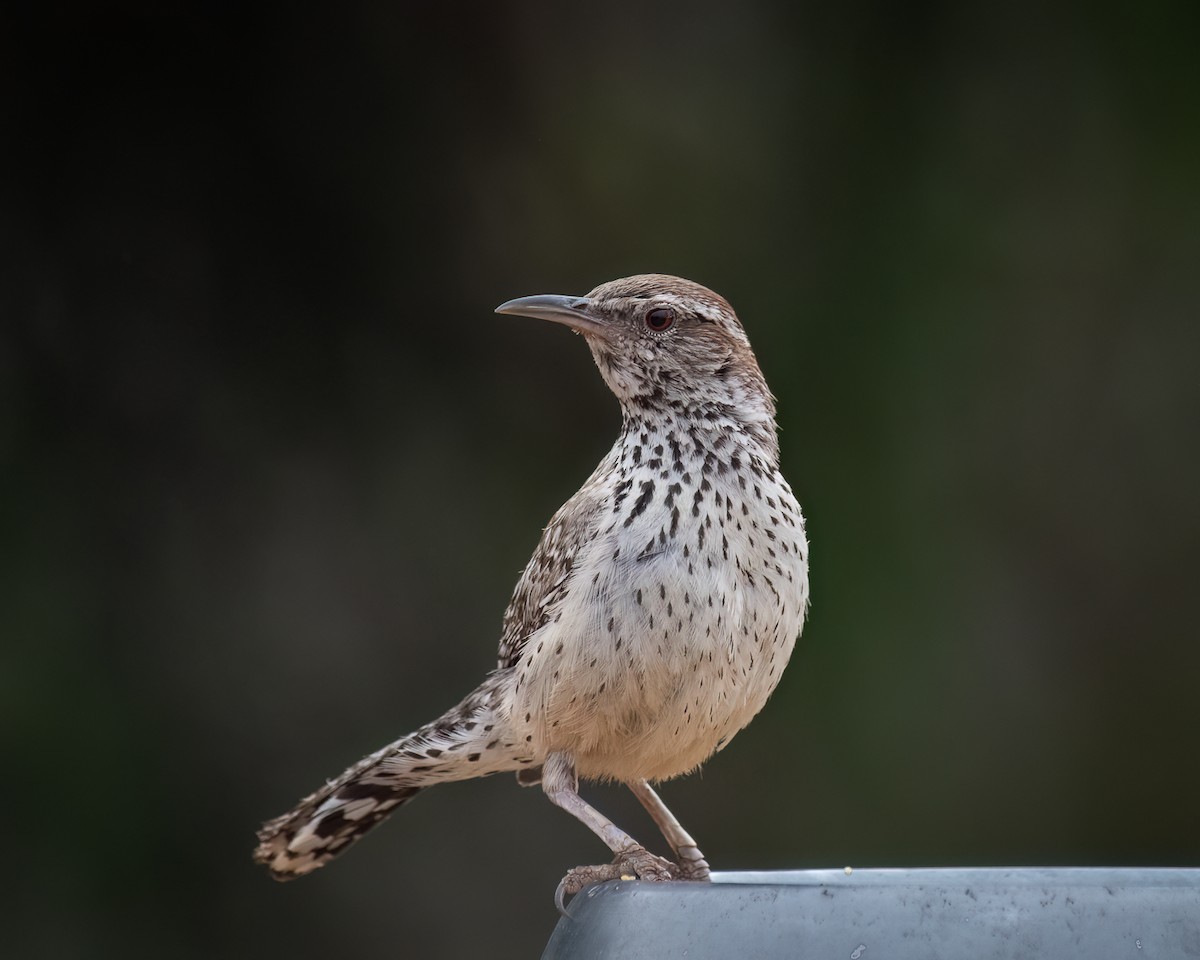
254,274,809,897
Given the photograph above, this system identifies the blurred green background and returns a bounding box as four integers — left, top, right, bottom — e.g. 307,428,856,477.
4,2,1199,957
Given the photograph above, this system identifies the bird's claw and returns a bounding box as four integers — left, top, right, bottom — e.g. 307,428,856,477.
554,846,675,914
672,857,711,881
670,844,712,881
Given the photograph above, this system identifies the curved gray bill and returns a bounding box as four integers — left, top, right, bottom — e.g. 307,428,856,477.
494,294,606,336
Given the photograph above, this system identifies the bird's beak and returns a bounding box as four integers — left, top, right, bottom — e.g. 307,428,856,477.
494,294,607,337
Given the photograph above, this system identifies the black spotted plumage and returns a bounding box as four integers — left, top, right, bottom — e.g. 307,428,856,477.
253,275,808,893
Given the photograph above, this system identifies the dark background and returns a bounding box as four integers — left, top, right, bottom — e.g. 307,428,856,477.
5,3,1199,958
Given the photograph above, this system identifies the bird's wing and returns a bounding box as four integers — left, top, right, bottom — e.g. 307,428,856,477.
496,456,614,671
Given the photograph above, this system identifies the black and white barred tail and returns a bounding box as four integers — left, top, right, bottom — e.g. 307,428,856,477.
254,680,524,880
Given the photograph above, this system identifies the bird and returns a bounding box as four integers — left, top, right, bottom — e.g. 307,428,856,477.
253,274,809,898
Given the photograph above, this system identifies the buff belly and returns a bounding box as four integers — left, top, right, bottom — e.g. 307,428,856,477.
512,504,808,784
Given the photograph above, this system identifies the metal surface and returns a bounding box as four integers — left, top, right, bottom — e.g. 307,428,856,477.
541,868,1200,959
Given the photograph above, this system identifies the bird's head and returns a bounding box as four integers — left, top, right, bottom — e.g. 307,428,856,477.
497,275,776,446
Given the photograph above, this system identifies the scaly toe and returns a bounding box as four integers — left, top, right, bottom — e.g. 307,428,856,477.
554,861,624,916
672,856,712,881
613,845,675,883
554,846,677,914
670,845,711,881
559,861,625,898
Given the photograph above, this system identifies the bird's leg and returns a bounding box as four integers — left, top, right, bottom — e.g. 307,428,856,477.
628,779,711,881
542,752,674,900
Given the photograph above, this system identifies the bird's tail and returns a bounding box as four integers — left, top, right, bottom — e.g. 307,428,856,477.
254,680,523,881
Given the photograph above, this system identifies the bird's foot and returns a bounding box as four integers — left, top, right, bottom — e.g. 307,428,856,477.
554,845,675,913
670,845,711,882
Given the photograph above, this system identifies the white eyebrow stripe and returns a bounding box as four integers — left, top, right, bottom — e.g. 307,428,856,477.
642,293,726,323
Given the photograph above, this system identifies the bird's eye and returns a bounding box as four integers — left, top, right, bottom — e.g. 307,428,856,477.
645,307,675,332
